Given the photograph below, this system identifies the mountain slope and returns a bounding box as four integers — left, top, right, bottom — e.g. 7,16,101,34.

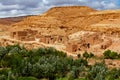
0,16,32,25
10,6,120,35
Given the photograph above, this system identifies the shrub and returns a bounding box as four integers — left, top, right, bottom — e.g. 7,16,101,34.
103,50,119,59
103,50,111,59
109,52,118,59
118,54,120,59
89,52,94,58
77,54,81,58
83,51,89,59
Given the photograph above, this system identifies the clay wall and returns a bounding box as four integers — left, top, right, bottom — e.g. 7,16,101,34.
57,36,68,43
10,32,16,38
40,36,51,44
66,43,78,52
10,29,38,41
17,31,27,36
40,35,68,44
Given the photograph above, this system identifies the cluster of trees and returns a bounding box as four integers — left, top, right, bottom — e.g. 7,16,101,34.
103,50,120,59
0,44,120,80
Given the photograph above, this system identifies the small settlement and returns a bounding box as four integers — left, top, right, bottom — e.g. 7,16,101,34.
10,29,68,44
10,29,113,53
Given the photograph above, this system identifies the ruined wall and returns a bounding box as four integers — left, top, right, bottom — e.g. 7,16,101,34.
10,29,38,41
66,43,78,52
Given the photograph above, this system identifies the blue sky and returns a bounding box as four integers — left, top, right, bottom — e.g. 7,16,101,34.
118,0,120,5
0,0,120,18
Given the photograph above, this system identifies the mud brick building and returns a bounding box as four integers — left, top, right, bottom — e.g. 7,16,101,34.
10,29,38,41
66,43,78,52
40,35,68,44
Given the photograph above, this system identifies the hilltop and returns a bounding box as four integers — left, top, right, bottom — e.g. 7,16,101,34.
9,6,120,35
10,6,96,30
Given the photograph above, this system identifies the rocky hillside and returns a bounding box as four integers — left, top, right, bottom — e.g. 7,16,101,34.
0,15,32,25
14,6,95,26
9,6,120,35
0,16,34,36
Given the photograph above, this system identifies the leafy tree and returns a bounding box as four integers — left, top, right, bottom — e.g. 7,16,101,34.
68,70,76,80
2,45,120,80
0,75,6,80
118,54,120,59
0,46,8,60
109,52,118,59
103,50,118,59
103,50,111,59
86,63,107,80
106,68,120,80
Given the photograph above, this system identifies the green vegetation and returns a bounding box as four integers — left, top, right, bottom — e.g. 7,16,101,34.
83,51,94,59
0,45,120,80
103,50,120,59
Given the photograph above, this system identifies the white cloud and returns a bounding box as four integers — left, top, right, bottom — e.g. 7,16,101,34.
43,0,49,4
0,3,21,11
105,3,118,9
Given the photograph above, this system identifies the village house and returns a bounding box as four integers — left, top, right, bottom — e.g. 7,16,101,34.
39,34,68,44
10,28,68,44
38,30,68,44
10,29,38,41
10,31,28,41
66,42,78,52
66,42,88,53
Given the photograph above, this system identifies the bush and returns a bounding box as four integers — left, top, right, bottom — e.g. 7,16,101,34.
83,51,89,59
89,52,94,58
103,50,118,59
118,54,120,59
77,54,81,58
82,52,94,59
109,52,118,59
103,50,111,59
